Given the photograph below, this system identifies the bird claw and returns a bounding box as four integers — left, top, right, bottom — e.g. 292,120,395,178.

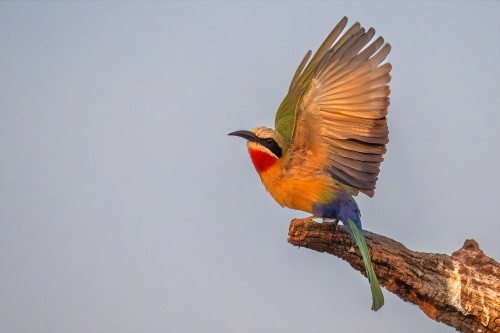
305,215,322,223
322,217,339,226
305,216,339,225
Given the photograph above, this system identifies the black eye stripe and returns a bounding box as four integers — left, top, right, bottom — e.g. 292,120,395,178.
259,137,282,158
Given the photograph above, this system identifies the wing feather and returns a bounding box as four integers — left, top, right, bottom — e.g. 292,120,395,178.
326,138,387,154
275,17,350,145
287,18,392,197
330,153,381,173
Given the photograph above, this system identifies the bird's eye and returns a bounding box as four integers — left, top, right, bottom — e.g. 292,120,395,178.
266,139,274,144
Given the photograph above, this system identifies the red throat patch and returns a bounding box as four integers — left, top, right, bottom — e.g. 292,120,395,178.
248,147,278,172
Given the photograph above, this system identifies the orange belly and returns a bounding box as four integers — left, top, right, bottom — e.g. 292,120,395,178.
256,161,339,213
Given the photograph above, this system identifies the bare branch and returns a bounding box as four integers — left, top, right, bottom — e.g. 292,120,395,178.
288,218,500,333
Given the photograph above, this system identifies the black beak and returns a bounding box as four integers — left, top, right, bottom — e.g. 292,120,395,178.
228,130,258,142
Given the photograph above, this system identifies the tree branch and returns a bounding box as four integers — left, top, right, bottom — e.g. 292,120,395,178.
288,218,500,333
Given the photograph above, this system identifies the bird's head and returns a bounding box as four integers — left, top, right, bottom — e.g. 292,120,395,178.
228,127,286,173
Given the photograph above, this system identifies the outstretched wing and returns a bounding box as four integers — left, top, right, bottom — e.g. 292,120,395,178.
287,18,392,197
275,17,349,147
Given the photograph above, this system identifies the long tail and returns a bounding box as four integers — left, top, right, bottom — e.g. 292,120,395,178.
345,218,384,311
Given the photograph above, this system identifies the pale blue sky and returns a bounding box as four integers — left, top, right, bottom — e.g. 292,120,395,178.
1,2,499,333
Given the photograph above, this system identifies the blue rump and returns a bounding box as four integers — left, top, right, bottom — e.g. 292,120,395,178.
312,191,363,231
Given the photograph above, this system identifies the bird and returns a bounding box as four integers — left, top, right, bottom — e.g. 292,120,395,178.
228,16,391,311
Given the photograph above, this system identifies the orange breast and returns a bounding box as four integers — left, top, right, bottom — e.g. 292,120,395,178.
247,146,340,214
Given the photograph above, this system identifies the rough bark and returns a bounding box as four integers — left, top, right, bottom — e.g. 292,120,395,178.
288,218,500,333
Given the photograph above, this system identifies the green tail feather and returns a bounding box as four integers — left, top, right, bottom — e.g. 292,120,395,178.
346,219,384,311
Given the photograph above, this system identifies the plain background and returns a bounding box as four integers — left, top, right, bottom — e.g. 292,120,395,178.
1,2,499,333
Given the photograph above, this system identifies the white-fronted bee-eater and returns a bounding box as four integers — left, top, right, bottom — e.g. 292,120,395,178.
229,17,391,311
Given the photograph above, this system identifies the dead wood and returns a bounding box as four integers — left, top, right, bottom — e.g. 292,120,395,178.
288,218,500,333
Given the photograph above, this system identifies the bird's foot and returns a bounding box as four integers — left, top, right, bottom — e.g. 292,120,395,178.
304,215,324,223
303,216,340,225
322,217,339,226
